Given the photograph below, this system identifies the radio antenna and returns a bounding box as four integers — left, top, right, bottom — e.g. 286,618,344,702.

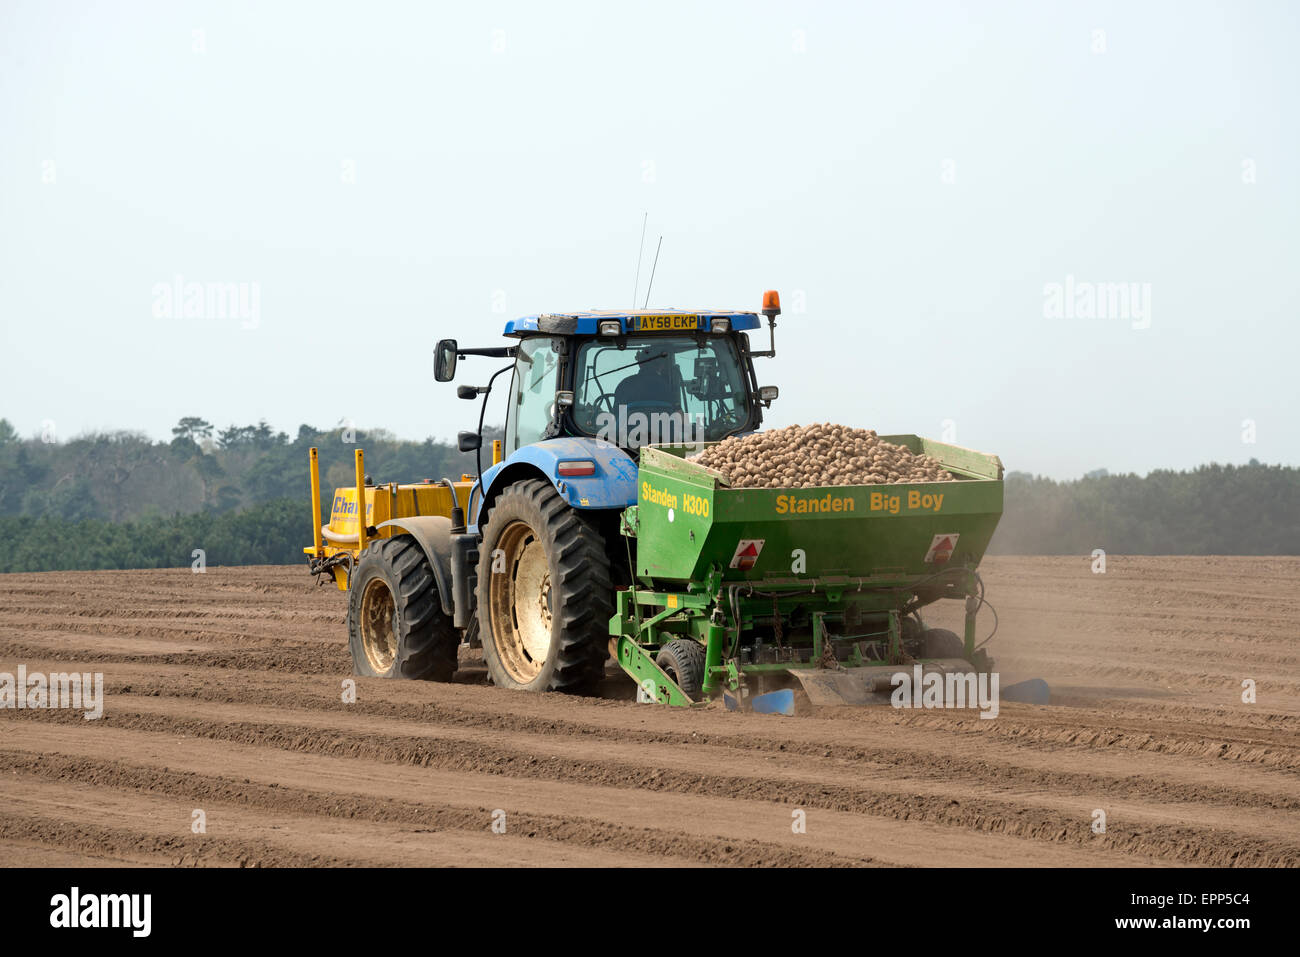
631,212,648,307
643,236,663,308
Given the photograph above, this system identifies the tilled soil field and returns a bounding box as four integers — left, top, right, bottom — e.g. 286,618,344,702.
1,556,1297,867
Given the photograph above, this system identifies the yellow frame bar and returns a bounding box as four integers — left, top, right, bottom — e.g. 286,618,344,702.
309,447,323,556
354,448,367,553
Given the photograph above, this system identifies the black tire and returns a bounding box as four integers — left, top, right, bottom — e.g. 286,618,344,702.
347,535,458,681
921,627,966,660
655,639,706,701
476,479,612,694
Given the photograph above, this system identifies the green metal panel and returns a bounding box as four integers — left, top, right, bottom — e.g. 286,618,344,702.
633,440,1004,585
878,434,1005,481
613,636,698,707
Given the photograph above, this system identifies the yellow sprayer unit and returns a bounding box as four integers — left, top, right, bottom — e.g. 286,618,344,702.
304,443,499,591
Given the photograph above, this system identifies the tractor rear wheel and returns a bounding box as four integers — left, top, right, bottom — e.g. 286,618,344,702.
476,479,612,694
348,535,458,681
655,639,706,701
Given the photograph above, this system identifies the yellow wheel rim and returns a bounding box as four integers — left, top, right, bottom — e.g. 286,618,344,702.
488,520,553,683
360,576,398,673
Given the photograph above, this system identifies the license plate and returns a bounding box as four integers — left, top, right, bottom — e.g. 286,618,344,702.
637,314,699,332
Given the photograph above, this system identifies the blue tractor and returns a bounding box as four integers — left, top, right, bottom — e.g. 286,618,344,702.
310,294,782,696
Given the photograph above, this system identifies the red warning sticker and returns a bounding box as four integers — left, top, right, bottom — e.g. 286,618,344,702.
924,533,959,563
730,539,765,570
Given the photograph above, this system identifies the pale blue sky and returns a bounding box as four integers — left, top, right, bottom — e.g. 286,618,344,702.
2,0,1296,478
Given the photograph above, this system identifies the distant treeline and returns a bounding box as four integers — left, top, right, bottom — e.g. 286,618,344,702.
0,500,311,573
0,417,499,523
0,418,1295,571
987,462,1298,555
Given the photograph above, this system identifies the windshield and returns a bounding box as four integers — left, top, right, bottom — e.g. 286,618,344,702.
571,335,752,448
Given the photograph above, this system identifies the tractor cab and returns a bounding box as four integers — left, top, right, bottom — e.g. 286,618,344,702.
436,300,782,461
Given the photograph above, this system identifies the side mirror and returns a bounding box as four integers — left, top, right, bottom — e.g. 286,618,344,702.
457,385,480,400
457,431,481,452
434,339,459,382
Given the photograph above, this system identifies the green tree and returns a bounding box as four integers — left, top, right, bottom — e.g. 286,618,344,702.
171,416,214,442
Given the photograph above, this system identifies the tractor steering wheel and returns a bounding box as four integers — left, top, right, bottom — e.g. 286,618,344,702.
576,390,618,432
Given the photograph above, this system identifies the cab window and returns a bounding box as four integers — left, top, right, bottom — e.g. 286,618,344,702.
571,335,751,447
505,336,561,453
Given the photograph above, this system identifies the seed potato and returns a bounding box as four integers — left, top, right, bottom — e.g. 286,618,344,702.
688,423,956,489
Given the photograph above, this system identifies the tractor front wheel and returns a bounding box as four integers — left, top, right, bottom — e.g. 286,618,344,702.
476,479,612,694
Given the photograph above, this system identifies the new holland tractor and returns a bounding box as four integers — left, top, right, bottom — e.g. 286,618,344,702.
306,292,1007,710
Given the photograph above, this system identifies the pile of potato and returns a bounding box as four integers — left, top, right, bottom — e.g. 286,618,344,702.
689,423,954,488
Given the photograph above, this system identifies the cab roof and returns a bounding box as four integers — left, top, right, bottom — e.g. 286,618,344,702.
503,309,761,337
